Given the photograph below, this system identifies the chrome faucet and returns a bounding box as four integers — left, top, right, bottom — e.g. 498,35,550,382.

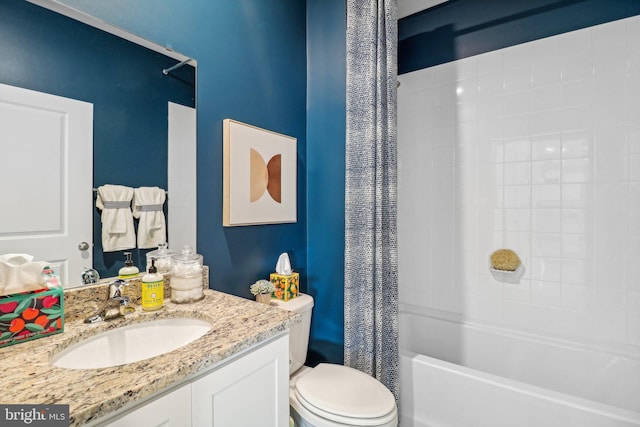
85,279,132,323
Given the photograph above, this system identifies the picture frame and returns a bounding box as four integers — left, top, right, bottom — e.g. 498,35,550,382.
223,119,297,226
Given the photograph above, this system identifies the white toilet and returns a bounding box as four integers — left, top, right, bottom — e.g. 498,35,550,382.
272,294,398,427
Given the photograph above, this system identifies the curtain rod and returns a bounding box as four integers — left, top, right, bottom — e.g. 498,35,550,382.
93,188,168,194
162,58,193,75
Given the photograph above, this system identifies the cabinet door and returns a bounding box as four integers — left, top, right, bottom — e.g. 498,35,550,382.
192,335,289,427
102,384,191,427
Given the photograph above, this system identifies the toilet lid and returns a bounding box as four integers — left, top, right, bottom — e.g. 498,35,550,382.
294,364,396,424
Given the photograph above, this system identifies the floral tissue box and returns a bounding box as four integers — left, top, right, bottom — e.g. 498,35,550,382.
270,273,299,301
0,287,64,348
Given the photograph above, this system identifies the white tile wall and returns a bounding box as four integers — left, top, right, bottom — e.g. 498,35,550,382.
398,15,640,353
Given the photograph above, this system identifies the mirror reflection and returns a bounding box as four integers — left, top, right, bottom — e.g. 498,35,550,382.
0,0,196,285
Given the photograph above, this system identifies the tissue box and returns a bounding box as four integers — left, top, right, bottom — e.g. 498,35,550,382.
0,287,64,348
270,273,299,301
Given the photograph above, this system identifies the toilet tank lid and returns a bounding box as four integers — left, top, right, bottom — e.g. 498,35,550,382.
271,293,314,313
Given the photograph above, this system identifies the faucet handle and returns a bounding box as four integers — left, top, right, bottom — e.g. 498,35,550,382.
83,282,133,323
109,279,128,298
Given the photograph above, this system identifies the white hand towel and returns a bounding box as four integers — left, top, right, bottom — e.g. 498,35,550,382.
132,187,167,249
96,185,135,252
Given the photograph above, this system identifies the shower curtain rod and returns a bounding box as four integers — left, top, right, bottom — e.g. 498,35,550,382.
162,58,193,75
93,188,168,194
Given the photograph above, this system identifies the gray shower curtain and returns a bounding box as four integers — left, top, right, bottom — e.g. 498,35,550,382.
344,0,398,400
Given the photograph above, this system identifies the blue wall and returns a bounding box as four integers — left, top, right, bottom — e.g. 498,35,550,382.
61,0,347,364
399,0,640,74
0,0,195,278
306,0,347,364
57,1,309,302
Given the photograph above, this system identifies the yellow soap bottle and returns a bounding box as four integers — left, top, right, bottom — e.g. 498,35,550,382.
142,258,164,311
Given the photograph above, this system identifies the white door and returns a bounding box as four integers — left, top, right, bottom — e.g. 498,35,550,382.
168,102,197,251
0,83,93,288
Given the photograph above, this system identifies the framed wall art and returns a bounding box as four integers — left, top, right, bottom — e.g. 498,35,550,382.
223,119,297,226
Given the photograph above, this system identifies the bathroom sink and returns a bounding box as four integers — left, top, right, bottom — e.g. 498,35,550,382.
51,318,211,369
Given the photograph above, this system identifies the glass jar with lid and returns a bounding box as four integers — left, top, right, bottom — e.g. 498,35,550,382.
146,242,176,274
170,245,204,303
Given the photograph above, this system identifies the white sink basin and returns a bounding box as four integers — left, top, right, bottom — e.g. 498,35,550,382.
51,318,212,369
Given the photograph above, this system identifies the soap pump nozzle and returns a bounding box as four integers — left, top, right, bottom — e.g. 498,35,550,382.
148,257,157,274
124,252,134,267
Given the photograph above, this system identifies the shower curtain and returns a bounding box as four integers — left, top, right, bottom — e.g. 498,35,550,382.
344,0,398,400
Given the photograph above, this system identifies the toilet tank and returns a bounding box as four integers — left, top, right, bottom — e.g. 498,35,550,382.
271,293,314,374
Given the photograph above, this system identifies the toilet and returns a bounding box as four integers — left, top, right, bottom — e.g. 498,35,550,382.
272,294,398,427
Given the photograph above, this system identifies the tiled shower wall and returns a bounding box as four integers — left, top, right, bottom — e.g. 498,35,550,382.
398,15,640,353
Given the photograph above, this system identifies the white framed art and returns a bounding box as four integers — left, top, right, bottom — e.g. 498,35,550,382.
223,119,297,226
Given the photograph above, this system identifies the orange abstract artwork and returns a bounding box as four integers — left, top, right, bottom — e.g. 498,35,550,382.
250,149,281,203
223,119,296,226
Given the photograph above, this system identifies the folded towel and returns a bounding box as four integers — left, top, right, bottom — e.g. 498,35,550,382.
96,185,136,252
132,187,167,249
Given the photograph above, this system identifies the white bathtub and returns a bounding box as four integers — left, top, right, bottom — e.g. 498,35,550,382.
399,305,640,427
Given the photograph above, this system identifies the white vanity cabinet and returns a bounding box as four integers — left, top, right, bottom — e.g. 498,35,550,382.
98,334,289,427
101,384,191,427
192,333,289,426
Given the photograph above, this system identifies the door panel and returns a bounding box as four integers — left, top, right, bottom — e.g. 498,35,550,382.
191,336,289,427
167,102,197,251
0,83,93,287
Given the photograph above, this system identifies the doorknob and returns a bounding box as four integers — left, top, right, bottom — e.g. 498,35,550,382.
78,242,90,251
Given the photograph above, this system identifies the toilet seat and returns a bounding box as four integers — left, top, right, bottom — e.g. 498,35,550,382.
293,364,397,426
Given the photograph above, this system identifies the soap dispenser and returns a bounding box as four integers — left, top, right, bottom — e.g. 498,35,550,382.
142,258,164,311
118,252,139,279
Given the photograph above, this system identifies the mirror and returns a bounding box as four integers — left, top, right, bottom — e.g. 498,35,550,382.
0,0,196,285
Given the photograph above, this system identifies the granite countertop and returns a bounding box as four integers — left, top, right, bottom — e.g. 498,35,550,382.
0,288,297,426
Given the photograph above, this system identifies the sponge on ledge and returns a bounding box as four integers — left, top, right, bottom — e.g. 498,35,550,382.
490,249,521,272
